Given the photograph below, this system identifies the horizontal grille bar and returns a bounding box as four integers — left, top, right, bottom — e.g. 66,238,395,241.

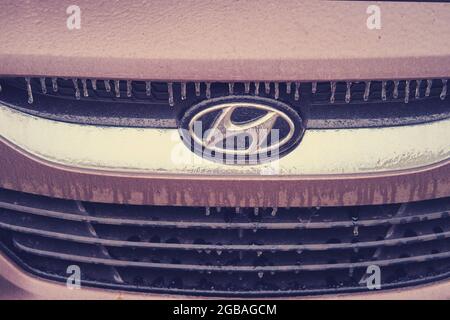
13,239,450,273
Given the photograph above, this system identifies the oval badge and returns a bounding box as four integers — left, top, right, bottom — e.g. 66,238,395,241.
179,96,305,164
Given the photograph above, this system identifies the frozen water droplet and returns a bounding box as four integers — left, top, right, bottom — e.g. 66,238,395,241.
345,81,352,103
235,207,240,214
205,207,210,216
264,82,270,94
206,82,211,99
51,77,58,92
216,250,222,256
404,80,410,103
0,83,2,92
91,79,97,90
286,82,292,94
258,272,264,279
312,82,317,94
216,206,221,213
363,81,371,101
145,81,151,96
238,229,244,239
425,79,432,97
415,80,422,99
254,208,259,216
195,82,201,96
440,79,447,100
271,207,278,216
393,80,399,99
205,250,211,254
114,80,120,98
168,82,174,106
244,82,250,94
40,77,47,94
381,81,387,101
254,82,260,95
181,82,187,100
81,79,89,97
274,82,279,99
294,82,300,101
353,225,359,236
126,80,132,97
330,81,336,103
25,77,33,104
72,79,80,100
228,82,234,95
297,250,303,255
104,80,111,92
257,251,262,257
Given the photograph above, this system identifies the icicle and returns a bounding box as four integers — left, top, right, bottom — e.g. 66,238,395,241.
228,82,234,95
353,225,359,237
238,229,244,239
244,82,250,94
330,81,336,103
440,79,447,100
254,82,260,95
415,80,422,99
40,77,47,94
294,82,300,101
81,79,89,97
104,80,111,92
216,250,222,256
91,79,97,90
114,80,120,98
0,83,2,93
271,207,278,216
381,81,387,101
286,82,291,94
206,82,211,99
258,272,264,279
393,80,399,99
425,79,432,97
264,82,270,94
312,82,317,94
51,77,58,92
254,208,259,216
195,82,201,96
180,82,187,100
235,207,240,214
126,80,132,97
404,80,410,104
72,79,80,100
274,82,279,99
145,81,151,96
25,77,33,104
168,82,174,106
363,81,371,101
205,207,210,216
345,81,352,103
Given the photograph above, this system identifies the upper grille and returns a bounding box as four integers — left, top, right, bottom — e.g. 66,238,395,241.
0,77,449,129
0,188,449,297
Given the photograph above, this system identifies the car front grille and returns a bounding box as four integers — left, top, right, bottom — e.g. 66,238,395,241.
0,187,449,297
0,76,449,129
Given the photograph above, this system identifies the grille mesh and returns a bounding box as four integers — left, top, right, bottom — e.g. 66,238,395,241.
0,188,449,297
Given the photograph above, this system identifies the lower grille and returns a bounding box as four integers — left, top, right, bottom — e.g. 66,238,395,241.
0,188,449,297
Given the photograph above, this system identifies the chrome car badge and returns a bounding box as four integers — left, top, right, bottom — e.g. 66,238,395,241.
179,96,305,164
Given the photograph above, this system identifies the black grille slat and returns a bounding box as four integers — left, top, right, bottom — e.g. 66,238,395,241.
0,76,449,130
0,187,449,297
